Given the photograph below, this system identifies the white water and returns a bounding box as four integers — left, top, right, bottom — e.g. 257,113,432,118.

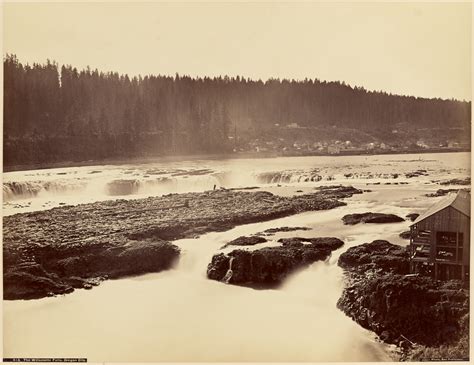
3,152,469,216
2,152,471,362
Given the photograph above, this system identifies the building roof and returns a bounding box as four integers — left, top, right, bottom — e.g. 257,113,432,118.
412,190,470,225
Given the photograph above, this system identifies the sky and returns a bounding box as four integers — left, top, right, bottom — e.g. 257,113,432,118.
2,1,472,100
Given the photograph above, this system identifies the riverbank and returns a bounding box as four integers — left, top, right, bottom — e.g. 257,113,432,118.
4,147,469,172
336,240,469,361
3,185,362,300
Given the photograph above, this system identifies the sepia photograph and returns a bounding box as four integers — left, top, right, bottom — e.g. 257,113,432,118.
2,1,471,362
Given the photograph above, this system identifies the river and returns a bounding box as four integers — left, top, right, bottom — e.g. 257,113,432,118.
2,152,470,361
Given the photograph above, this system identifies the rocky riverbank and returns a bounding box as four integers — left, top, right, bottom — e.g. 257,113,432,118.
336,240,469,360
4,185,362,300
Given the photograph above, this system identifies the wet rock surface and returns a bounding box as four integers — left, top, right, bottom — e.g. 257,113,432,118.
399,230,412,239
341,212,405,225
222,235,267,248
4,186,362,300
255,226,311,236
405,170,429,178
439,177,470,186
4,239,180,300
337,240,469,350
406,213,419,221
338,240,409,274
208,237,344,286
426,188,470,197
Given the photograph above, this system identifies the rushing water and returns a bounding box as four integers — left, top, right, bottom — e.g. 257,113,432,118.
3,152,469,216
2,152,470,362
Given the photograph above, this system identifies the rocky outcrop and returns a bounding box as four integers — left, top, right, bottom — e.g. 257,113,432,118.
426,189,460,197
278,236,344,249
439,178,470,186
255,226,311,236
338,240,409,274
208,237,344,286
405,170,429,178
341,212,405,225
406,213,419,222
426,188,470,198
337,240,469,350
222,235,267,248
338,274,469,347
399,230,412,239
4,239,180,300
406,313,469,361
4,186,362,300
314,185,363,194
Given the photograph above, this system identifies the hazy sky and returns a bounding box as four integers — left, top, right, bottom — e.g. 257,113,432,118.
3,2,472,100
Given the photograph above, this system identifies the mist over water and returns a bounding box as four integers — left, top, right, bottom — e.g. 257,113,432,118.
3,152,470,361
3,152,470,215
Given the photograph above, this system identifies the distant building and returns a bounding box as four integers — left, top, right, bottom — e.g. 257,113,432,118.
448,141,460,148
409,191,470,280
416,140,428,148
327,145,340,154
287,123,299,128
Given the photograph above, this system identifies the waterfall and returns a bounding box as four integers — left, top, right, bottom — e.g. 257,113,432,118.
222,256,235,283
3,180,87,202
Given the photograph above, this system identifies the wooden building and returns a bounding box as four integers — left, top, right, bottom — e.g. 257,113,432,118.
409,190,470,280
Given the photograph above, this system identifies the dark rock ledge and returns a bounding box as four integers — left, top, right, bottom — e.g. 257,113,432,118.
4,186,362,300
405,213,419,222
439,177,470,186
221,235,267,248
342,212,405,225
208,237,343,287
336,240,469,359
425,188,470,197
255,226,311,236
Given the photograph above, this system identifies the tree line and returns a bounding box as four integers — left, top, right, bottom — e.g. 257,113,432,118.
3,54,471,167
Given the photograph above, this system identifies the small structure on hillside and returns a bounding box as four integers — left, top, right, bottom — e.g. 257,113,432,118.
409,190,470,280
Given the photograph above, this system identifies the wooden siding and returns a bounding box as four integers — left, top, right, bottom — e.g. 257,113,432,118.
412,206,470,266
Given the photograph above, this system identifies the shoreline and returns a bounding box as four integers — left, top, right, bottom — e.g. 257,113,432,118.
3,148,470,173
336,240,469,361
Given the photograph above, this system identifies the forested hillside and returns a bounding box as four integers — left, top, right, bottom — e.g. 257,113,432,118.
3,54,471,168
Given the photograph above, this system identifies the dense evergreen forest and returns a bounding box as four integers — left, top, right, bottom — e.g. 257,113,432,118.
3,54,471,168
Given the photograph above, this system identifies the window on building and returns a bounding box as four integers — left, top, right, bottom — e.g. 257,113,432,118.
436,231,457,247
435,232,463,262
436,247,456,262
